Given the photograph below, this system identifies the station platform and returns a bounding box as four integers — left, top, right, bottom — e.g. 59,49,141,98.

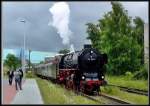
2,78,43,104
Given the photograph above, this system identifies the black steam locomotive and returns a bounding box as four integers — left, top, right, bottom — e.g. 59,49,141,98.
35,44,108,94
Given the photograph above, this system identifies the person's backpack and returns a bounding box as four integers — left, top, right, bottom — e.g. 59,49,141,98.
10,70,14,76
14,71,21,80
19,69,23,78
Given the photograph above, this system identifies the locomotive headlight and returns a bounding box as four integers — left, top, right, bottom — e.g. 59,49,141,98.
82,76,86,80
101,76,104,79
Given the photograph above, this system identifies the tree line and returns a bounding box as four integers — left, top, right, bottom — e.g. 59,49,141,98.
86,2,147,79
4,54,21,70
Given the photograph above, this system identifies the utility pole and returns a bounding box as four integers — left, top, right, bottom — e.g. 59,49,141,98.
29,49,31,71
20,19,26,72
144,23,149,71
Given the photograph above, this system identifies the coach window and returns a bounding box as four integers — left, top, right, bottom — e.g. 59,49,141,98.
42,67,44,70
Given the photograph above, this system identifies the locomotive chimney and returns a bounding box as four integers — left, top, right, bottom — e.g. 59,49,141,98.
84,44,92,49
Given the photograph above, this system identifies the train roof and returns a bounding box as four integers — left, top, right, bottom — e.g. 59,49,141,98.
35,62,53,68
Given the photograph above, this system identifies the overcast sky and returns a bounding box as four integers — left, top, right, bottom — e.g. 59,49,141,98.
2,1,149,53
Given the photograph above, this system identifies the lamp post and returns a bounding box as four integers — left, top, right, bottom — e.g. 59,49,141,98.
29,49,31,71
20,19,26,73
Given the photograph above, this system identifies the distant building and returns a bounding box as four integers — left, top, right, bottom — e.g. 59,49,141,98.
144,23,149,70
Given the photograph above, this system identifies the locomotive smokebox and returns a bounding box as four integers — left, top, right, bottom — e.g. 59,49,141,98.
84,44,92,49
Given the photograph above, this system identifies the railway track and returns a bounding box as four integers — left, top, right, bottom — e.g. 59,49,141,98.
107,84,148,96
99,93,132,104
80,93,103,104
80,92,132,105
39,76,133,105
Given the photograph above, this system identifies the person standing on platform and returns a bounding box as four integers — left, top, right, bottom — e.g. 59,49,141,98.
14,69,22,90
7,68,14,85
19,68,23,87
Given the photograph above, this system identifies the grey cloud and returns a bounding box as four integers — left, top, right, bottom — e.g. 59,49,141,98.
2,2,148,52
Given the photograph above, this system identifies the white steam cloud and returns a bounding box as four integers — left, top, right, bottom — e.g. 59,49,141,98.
70,44,75,53
49,2,72,45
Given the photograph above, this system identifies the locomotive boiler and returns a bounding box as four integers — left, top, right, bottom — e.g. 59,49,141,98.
34,44,108,94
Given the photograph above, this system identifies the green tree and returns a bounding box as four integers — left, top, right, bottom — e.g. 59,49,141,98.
40,61,44,64
133,17,144,64
58,49,70,54
86,23,100,51
86,2,142,75
4,53,21,70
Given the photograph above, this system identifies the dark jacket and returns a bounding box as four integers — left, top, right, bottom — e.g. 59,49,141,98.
7,70,14,78
19,69,23,78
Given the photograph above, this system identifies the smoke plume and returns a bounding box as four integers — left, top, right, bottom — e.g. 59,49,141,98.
70,44,75,53
49,2,72,45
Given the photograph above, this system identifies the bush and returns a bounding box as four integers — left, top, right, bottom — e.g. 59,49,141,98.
102,86,112,94
26,71,36,78
125,71,133,80
132,65,148,80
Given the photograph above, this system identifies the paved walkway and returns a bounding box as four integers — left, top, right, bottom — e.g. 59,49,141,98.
2,79,18,104
3,79,43,104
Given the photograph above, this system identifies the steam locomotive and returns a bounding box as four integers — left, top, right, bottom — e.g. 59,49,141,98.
34,44,108,94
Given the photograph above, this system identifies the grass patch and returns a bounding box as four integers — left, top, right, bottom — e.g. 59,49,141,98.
101,86,149,104
105,75,148,91
25,71,36,78
36,77,103,104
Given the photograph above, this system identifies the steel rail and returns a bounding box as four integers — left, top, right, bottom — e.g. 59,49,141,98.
100,93,132,104
107,84,148,96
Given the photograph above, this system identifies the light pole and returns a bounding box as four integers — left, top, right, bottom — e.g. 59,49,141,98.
29,49,31,71
20,19,26,73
